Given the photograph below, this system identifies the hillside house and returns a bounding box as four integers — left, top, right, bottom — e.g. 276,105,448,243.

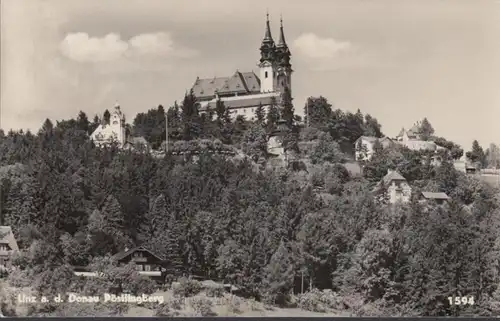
112,247,166,283
419,192,450,205
0,226,19,271
73,246,166,283
354,136,393,161
376,169,412,204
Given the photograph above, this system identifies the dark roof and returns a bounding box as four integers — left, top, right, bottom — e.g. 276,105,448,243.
382,170,407,185
202,95,277,111
112,246,164,262
192,71,261,99
421,192,449,200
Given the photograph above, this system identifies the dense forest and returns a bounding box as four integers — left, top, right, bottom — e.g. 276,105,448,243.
1,90,500,317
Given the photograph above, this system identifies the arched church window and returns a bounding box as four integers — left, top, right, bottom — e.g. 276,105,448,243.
113,121,118,125
265,71,268,78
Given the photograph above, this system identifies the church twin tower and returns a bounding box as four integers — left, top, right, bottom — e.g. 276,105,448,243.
258,13,293,96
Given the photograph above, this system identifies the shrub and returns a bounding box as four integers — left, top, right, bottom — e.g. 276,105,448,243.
297,289,343,313
173,277,202,297
167,297,185,311
7,269,32,288
154,303,177,317
124,273,157,295
190,297,216,316
204,283,224,298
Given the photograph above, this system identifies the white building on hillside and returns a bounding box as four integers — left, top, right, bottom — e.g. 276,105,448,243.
376,169,412,204
90,103,127,147
354,136,393,161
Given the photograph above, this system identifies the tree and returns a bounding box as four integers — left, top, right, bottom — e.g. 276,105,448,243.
419,118,434,141
76,111,90,133
39,119,54,135
255,102,266,125
485,143,500,169
266,97,280,131
310,132,344,164
468,140,486,168
103,110,111,125
180,89,201,141
241,124,268,162
304,96,332,129
262,241,295,305
280,86,295,127
363,114,383,138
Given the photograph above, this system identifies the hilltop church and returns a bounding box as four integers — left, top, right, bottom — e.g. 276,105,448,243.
193,14,293,120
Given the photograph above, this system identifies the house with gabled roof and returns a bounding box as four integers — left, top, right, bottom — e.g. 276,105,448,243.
73,246,167,283
375,169,412,204
0,226,19,271
354,136,394,161
420,192,450,205
112,246,166,281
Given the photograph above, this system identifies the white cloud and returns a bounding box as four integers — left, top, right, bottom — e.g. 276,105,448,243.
59,32,198,63
293,33,351,59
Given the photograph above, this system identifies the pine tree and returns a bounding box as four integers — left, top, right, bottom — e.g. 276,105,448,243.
255,102,266,125
215,99,226,126
280,87,295,127
143,194,168,236
76,111,90,133
180,89,201,140
266,97,280,131
419,117,435,141
263,241,295,305
164,211,183,276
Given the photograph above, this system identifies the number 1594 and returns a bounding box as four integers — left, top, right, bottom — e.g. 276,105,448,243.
448,296,475,306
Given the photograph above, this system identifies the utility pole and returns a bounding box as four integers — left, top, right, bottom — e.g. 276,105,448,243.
165,111,169,153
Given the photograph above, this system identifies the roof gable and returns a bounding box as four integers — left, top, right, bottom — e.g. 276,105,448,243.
421,192,449,200
112,246,164,262
0,226,19,251
382,170,407,185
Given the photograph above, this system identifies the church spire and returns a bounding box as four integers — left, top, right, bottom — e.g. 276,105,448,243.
276,14,288,49
275,15,291,68
259,11,276,63
262,10,274,44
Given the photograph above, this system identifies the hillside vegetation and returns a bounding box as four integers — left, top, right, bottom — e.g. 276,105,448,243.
0,93,500,317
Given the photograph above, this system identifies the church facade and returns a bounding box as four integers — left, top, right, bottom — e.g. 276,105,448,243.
90,103,149,150
193,14,293,120
90,104,127,147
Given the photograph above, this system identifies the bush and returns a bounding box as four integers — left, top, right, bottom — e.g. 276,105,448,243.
172,277,202,297
124,273,157,295
7,269,32,288
297,289,343,313
203,282,224,298
154,303,177,317
190,297,216,316
167,297,185,311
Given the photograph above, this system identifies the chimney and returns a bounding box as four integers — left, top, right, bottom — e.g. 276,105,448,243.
387,168,394,175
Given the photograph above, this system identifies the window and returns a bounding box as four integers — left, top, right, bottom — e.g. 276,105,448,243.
265,71,268,78
135,264,143,271
144,265,151,271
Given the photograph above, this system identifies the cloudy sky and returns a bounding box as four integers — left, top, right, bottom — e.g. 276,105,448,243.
1,0,499,148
